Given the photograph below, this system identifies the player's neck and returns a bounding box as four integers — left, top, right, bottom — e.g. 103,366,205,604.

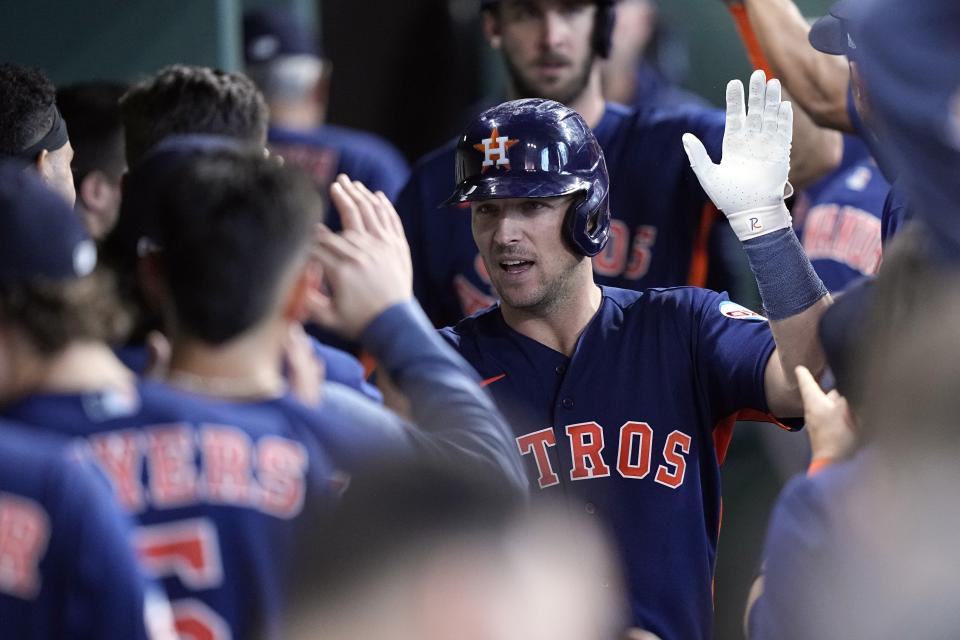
567,70,607,129
166,320,287,401
501,275,602,357
270,100,324,131
33,341,134,395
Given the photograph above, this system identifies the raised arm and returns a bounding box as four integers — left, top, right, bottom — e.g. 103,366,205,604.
309,175,528,492
682,71,832,418
738,0,853,132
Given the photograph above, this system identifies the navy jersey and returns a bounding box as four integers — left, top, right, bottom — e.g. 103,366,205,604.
881,178,913,246
268,123,409,221
751,451,960,639
399,102,725,327
439,286,779,640
5,301,524,640
0,421,166,640
793,141,887,292
625,63,711,111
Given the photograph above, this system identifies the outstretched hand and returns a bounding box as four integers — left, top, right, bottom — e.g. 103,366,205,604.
682,70,793,241
306,174,413,340
795,365,857,462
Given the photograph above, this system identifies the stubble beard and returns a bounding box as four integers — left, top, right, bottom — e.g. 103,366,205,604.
503,49,596,107
495,254,585,319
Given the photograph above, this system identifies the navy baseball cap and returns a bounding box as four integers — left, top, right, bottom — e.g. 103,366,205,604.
243,7,322,65
808,0,860,57
0,161,96,281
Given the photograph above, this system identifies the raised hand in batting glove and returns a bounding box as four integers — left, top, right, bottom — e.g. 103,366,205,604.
682,69,793,241
307,174,414,340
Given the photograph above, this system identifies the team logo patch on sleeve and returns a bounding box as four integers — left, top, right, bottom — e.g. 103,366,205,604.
719,301,767,322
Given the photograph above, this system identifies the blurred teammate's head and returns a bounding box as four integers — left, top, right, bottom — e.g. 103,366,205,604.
482,0,614,107
0,64,75,205
0,161,126,402
807,0,876,131
286,459,625,640
127,146,320,346
243,7,330,129
120,65,268,167
856,0,960,258
57,82,128,239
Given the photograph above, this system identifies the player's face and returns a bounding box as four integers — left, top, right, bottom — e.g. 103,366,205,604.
489,0,597,105
471,195,584,313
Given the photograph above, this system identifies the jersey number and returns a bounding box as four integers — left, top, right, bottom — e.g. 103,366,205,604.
135,518,231,640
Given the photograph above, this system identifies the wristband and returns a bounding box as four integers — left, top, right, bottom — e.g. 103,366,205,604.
742,228,828,320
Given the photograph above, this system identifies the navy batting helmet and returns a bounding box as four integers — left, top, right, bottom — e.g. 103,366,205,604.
444,98,610,257
480,0,617,58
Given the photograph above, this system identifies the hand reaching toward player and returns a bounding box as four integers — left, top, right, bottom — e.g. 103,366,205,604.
682,70,793,241
307,174,414,340
283,322,326,407
795,365,857,463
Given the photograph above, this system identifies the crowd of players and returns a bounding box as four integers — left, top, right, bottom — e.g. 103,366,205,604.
0,0,957,638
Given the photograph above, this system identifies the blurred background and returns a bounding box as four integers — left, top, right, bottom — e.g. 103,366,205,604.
0,1,832,638
4,0,831,163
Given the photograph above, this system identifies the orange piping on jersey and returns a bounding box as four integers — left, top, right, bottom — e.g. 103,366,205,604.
807,457,836,476
687,203,719,287
358,351,378,380
713,409,795,467
480,373,507,388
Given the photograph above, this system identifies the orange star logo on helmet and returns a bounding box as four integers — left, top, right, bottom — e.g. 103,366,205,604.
473,126,519,174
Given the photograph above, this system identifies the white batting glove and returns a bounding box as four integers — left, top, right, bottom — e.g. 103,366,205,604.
682,70,794,241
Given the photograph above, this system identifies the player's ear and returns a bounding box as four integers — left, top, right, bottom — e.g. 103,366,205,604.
78,170,121,238
33,149,51,180
482,11,502,49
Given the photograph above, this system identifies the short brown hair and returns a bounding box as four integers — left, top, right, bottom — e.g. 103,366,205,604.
0,269,132,354
120,64,268,167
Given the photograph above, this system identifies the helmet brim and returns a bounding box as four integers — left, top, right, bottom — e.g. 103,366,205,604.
442,174,589,208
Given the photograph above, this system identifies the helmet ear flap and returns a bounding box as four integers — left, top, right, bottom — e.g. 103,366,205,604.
564,188,610,257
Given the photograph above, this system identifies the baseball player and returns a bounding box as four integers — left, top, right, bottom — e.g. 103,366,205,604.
397,0,840,328
749,227,960,638
0,147,524,640
56,81,129,240
0,164,173,639
102,67,380,401
0,63,76,205
437,72,831,639
0,421,175,640
243,7,410,211
731,0,912,246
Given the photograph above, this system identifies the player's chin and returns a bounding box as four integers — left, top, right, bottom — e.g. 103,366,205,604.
496,283,544,310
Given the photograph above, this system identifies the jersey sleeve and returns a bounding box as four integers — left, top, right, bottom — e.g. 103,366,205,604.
692,289,776,420
309,337,383,403
52,457,171,640
361,301,528,493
